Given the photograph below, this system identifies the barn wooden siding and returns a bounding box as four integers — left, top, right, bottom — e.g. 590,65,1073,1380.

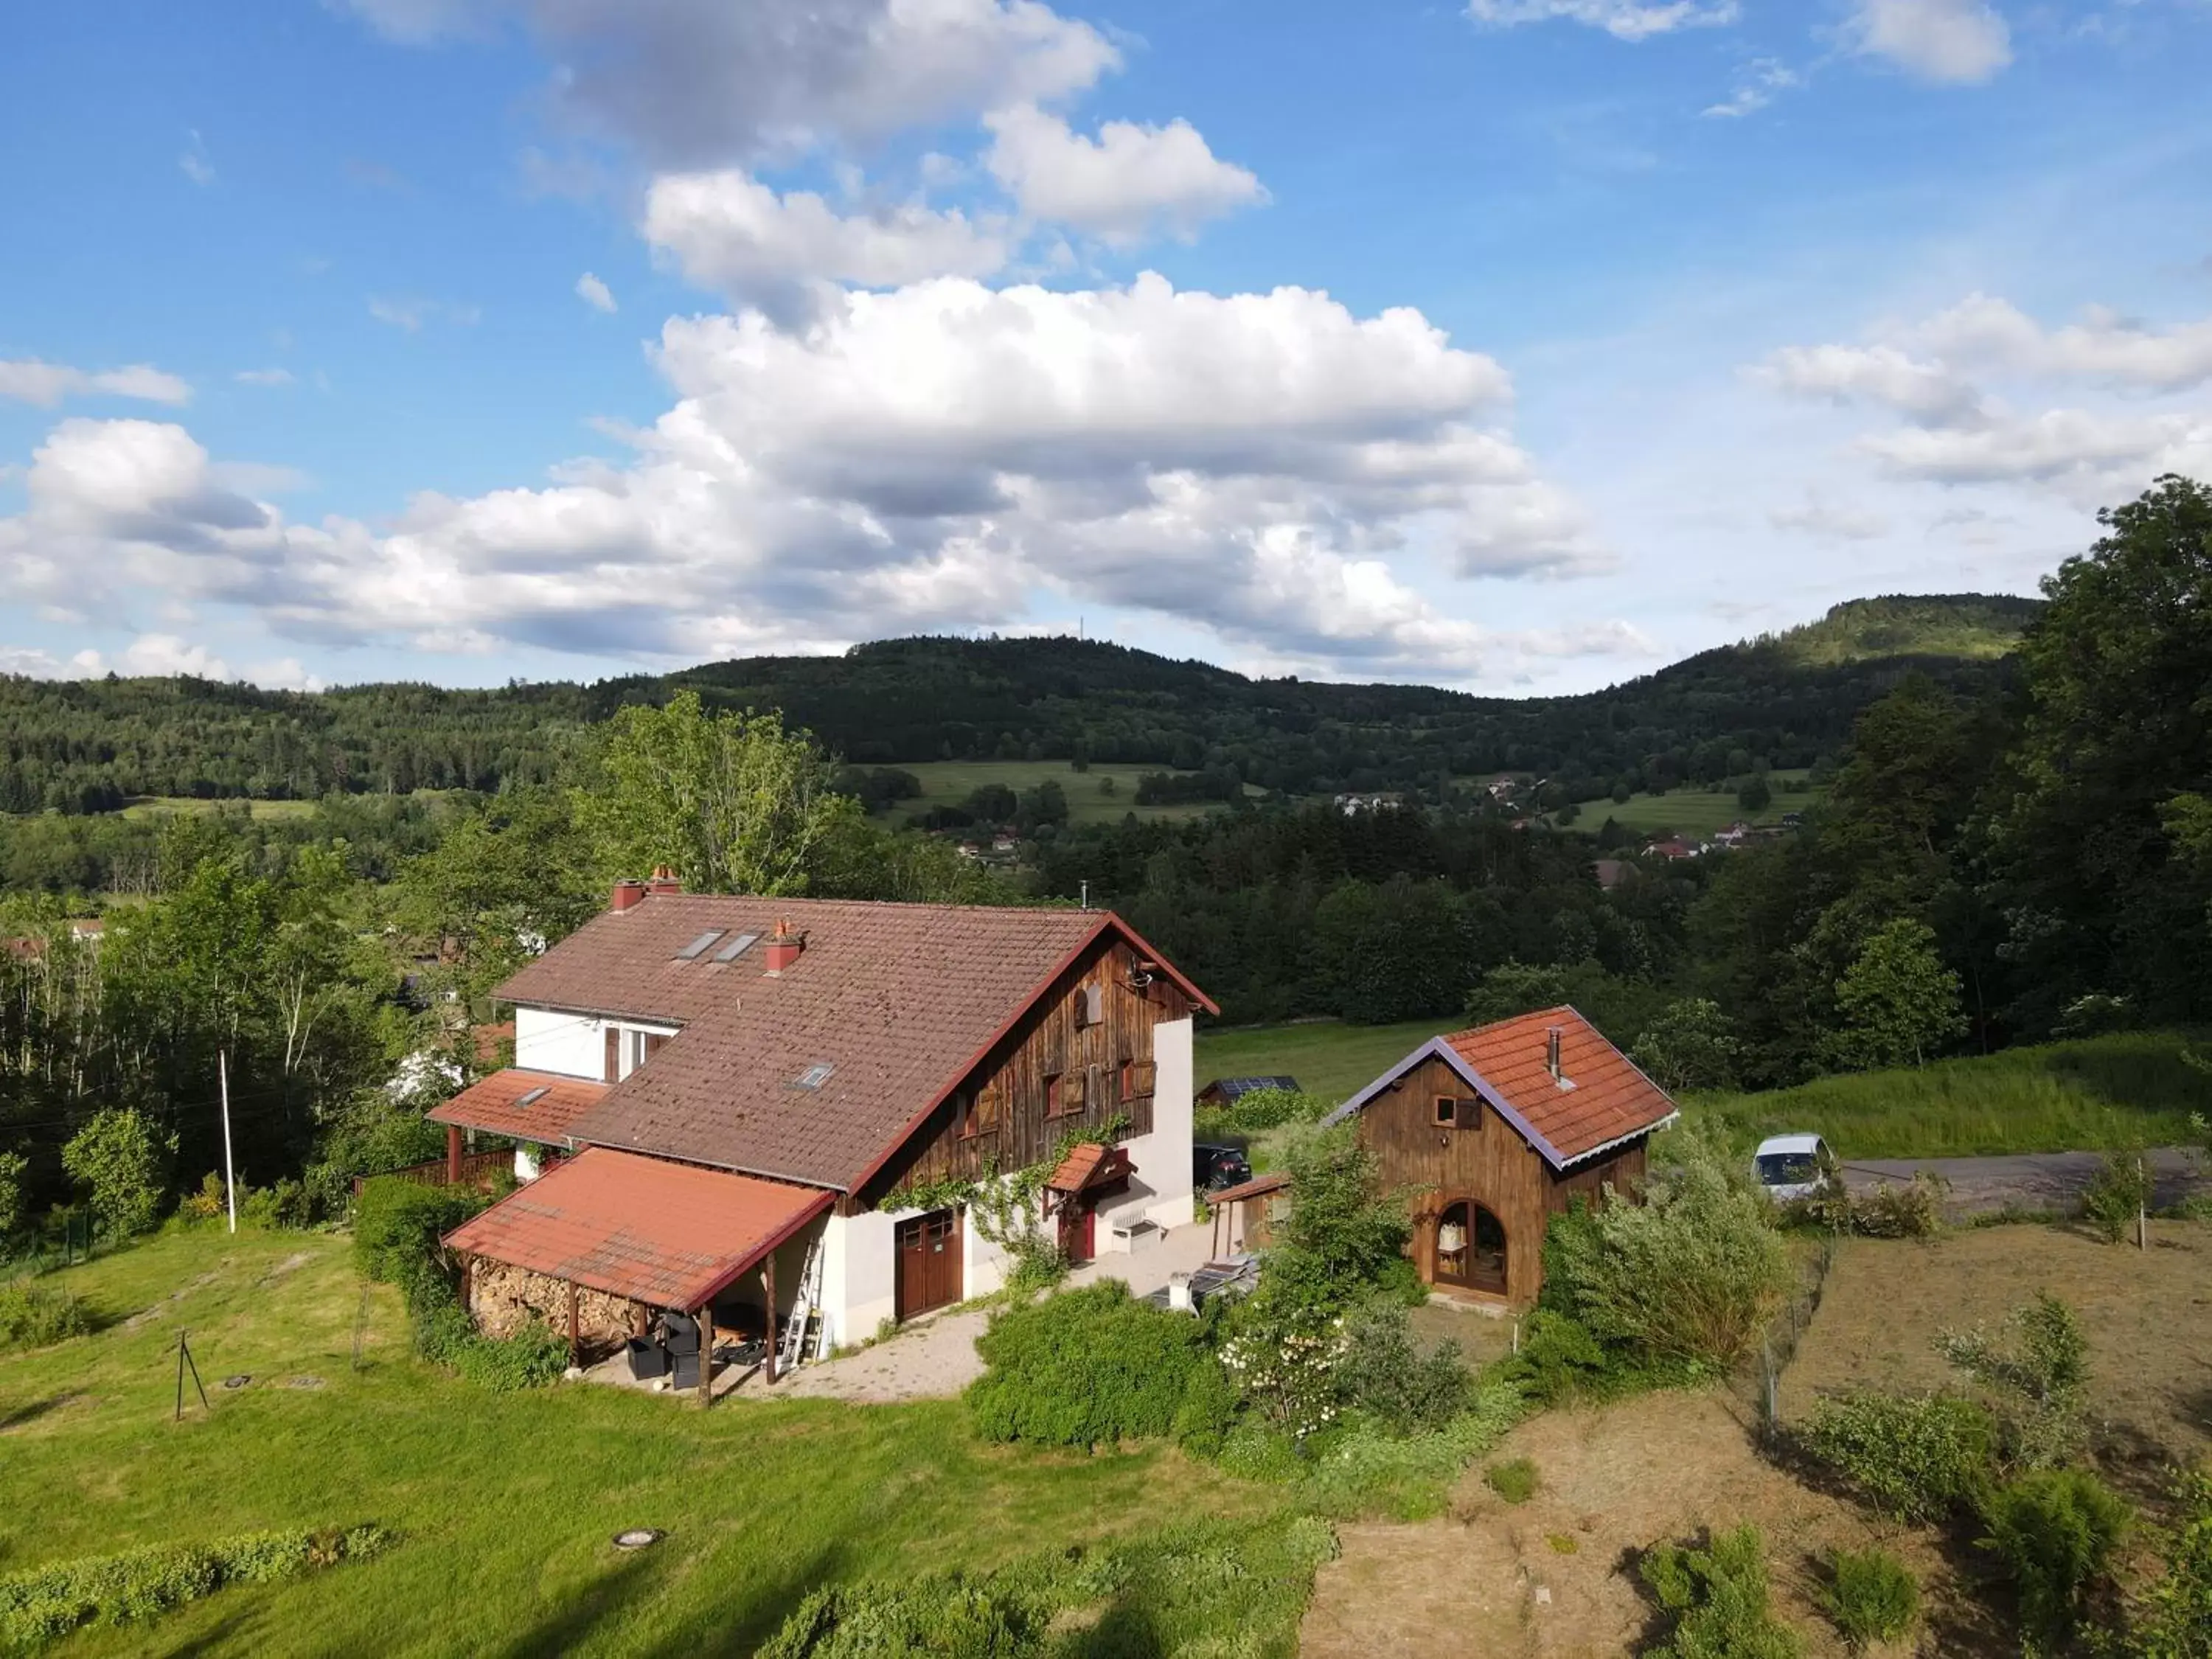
1352,1054,1649,1305
860,937,1192,1211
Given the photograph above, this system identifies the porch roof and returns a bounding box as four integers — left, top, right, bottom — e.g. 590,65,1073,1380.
1206,1171,1290,1206
428,1068,606,1146
442,1147,831,1310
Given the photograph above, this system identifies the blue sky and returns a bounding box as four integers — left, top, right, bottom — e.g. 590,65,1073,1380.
2,0,2207,693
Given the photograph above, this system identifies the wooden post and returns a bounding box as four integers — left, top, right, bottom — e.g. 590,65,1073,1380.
566,1279,580,1364
459,1253,473,1314
698,1303,716,1410
445,1124,463,1185
763,1253,779,1386
2138,1158,2149,1251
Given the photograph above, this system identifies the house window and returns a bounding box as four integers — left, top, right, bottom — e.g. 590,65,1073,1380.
955,1093,982,1140
1433,1094,1455,1127
975,1081,1004,1134
1434,1200,1507,1294
1075,984,1104,1028
1045,1073,1069,1116
1436,1096,1479,1130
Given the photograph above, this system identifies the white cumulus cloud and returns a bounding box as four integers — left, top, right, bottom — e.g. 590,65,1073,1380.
0,278,1607,682
1850,0,2011,83
1466,0,1740,41
0,359,192,408
342,0,1119,166
575,272,617,313
982,105,1267,246
643,172,1009,312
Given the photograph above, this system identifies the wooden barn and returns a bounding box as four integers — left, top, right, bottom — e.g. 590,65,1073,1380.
1324,1006,1679,1307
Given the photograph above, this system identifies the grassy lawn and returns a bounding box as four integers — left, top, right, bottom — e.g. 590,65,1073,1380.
119,796,325,821
1195,1018,1437,1109
888,759,1250,827
1568,770,1825,838
0,1231,1299,1656
1686,1030,2212,1160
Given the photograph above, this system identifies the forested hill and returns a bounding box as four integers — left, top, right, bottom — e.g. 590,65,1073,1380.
1,592,2040,811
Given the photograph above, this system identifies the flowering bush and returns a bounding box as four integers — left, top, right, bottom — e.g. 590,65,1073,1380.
1219,1304,1348,1441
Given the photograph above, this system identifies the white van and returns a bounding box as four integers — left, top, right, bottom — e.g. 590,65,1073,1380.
1752,1133,1832,1202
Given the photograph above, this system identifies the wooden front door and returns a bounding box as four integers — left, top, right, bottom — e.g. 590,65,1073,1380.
1057,1197,1096,1265
895,1208,962,1321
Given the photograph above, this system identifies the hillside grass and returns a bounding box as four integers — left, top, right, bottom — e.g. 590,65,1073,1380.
1195,1018,1439,1110
1686,1029,2212,1160
888,759,1250,827
0,1231,1302,1656
1569,769,1825,838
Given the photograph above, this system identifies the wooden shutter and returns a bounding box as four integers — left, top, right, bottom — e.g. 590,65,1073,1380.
1063,1068,1088,1110
644,1032,668,1060
1453,1096,1481,1130
603,1027,621,1083
975,1079,1004,1132
1126,1060,1157,1098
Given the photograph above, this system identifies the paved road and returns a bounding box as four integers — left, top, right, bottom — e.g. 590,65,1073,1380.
1840,1147,2203,1217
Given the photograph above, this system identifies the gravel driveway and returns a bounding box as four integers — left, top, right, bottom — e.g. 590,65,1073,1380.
1841,1146,2203,1217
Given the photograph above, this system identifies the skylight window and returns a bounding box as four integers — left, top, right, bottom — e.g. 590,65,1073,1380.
714,931,760,964
675,929,725,961
795,1062,834,1090
515,1085,549,1108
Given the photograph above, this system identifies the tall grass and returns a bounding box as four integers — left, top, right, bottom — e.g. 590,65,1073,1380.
1688,1031,2212,1159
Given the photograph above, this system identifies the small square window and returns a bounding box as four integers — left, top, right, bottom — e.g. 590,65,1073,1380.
1044,1073,1065,1116
1434,1095,1456,1127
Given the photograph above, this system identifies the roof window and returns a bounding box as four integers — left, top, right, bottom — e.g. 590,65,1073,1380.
675,929,725,961
713,931,760,964
793,1062,834,1091
515,1085,549,1108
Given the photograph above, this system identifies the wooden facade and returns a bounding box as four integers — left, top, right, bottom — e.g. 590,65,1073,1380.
860,936,1194,1211
1350,1054,1650,1306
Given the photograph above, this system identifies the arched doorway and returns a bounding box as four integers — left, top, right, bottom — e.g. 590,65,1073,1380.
1434,1200,1507,1295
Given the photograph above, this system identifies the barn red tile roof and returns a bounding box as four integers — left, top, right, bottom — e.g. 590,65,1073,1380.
493,895,1214,1193
441,1147,832,1310
1328,1006,1678,1168
427,1068,607,1145
1046,1141,1130,1193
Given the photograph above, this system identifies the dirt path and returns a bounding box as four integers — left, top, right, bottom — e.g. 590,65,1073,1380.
1301,1391,2000,1658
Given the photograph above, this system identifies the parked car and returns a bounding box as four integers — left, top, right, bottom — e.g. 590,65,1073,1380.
1193,1142,1253,1192
1752,1133,1833,1202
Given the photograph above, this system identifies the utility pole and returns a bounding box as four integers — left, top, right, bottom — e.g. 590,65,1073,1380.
218,1048,238,1234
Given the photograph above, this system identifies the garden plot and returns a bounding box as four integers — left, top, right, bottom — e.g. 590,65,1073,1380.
1780,1219,2212,1478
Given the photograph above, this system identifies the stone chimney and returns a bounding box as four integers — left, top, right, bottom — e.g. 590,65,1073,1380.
764,918,807,975
647,865,682,897
611,878,647,913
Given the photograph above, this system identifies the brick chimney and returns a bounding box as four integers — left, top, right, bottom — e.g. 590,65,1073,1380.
611,878,647,913
764,918,806,975
647,865,682,897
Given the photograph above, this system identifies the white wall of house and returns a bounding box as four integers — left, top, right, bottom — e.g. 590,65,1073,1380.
821,1206,900,1348
513,1005,678,1081
514,1005,605,1078
1118,1015,1195,1230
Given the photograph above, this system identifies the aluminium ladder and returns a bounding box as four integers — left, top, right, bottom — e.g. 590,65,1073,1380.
777,1232,830,1371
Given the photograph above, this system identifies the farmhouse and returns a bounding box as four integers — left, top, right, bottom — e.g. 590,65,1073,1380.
1325,1006,1678,1306
427,875,1214,1377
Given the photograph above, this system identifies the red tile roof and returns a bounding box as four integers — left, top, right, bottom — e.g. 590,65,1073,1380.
1046,1141,1130,1193
441,1147,832,1310
1331,1006,1678,1168
493,895,1214,1192
427,1068,607,1145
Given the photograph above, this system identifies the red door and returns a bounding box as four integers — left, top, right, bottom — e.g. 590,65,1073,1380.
1058,1198,1096,1265
896,1209,962,1321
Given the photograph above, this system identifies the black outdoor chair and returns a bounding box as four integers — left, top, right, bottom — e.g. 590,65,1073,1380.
625,1338,669,1381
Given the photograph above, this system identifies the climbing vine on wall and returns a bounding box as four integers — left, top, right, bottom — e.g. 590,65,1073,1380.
893,1118,1132,1294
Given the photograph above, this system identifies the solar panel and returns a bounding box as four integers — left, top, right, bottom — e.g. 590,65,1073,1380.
515,1086,549,1108
675,929,724,961
713,931,760,964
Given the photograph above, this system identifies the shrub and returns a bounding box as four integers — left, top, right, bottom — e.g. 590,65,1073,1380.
453,1320,570,1392
968,1281,1208,1449
1199,1086,1331,1136
2124,1467,2212,1658
60,1107,174,1237
1543,1133,1791,1369
1264,1127,1412,1313
1818,1547,1919,1651
1495,1307,1615,1404
1801,1391,1997,1522
1850,1174,1946,1239
1641,1524,1803,1659
0,1524,388,1645
0,1147,25,1242
1940,1293,2090,1471
1485,1458,1538,1503
0,1279,93,1352
2079,1154,2153,1245
1980,1469,2130,1655
1330,1301,1470,1436
1169,1352,1242,1458
240,1177,308,1231
352,1178,483,1293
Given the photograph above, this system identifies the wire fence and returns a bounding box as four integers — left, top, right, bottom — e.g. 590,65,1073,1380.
1753,1229,1840,1442
0,1206,103,1280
